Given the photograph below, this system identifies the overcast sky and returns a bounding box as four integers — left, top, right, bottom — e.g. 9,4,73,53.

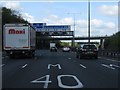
0,0,119,37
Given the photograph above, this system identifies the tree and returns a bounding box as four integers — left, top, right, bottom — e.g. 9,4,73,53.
104,31,120,52
2,7,28,26
2,7,28,50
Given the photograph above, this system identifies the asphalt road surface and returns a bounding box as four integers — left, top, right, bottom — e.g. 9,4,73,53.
1,50,120,89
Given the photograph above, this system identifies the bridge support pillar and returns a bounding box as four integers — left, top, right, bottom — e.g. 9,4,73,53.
100,39,104,50
71,36,75,47
71,39,74,47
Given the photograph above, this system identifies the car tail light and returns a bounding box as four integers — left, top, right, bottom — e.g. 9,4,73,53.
94,49,97,51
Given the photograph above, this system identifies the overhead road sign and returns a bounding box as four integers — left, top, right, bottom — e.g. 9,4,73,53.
44,25,71,31
31,23,71,32
36,31,73,36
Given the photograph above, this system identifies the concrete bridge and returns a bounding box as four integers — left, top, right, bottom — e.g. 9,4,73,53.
37,36,110,49
37,36,109,40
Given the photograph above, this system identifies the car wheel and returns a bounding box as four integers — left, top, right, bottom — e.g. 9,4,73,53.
31,53,35,58
95,56,98,59
76,54,79,58
9,54,14,59
79,55,83,59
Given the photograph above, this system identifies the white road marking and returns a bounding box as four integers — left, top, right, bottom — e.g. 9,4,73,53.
22,64,28,68
99,57,120,62
31,75,52,88
110,64,120,68
48,64,61,69
68,58,71,59
101,64,115,70
80,64,86,69
57,75,83,88
0,64,5,67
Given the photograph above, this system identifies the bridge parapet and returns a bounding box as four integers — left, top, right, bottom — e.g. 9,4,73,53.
99,50,120,60
37,36,110,40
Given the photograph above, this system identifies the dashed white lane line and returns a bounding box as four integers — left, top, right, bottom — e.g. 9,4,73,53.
68,58,71,60
101,64,115,70
0,64,5,67
80,64,86,69
22,64,28,68
99,57,120,62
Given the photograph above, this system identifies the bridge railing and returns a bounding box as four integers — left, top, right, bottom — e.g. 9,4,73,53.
99,49,120,60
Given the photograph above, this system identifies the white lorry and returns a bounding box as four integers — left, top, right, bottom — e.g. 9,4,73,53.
50,42,57,52
3,24,36,58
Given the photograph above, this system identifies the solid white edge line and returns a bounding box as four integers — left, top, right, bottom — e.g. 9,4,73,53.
110,64,120,68
0,64,5,67
98,57,120,62
101,64,115,70
22,64,28,68
68,58,71,59
80,64,86,69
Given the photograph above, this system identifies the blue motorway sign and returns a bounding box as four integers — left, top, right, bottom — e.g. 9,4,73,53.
37,31,73,36
31,23,71,32
44,25,71,31
31,23,46,29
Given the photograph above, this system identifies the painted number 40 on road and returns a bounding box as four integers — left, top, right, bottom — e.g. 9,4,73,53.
31,75,83,88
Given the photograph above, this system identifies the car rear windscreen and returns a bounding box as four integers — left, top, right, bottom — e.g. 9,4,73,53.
83,45,96,49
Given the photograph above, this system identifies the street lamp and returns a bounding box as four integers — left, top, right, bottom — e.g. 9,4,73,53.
88,0,91,44
67,12,81,47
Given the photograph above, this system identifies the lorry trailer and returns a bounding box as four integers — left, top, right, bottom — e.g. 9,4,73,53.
3,23,36,58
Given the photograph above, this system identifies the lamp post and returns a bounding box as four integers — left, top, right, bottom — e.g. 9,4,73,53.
67,12,81,47
88,0,91,44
